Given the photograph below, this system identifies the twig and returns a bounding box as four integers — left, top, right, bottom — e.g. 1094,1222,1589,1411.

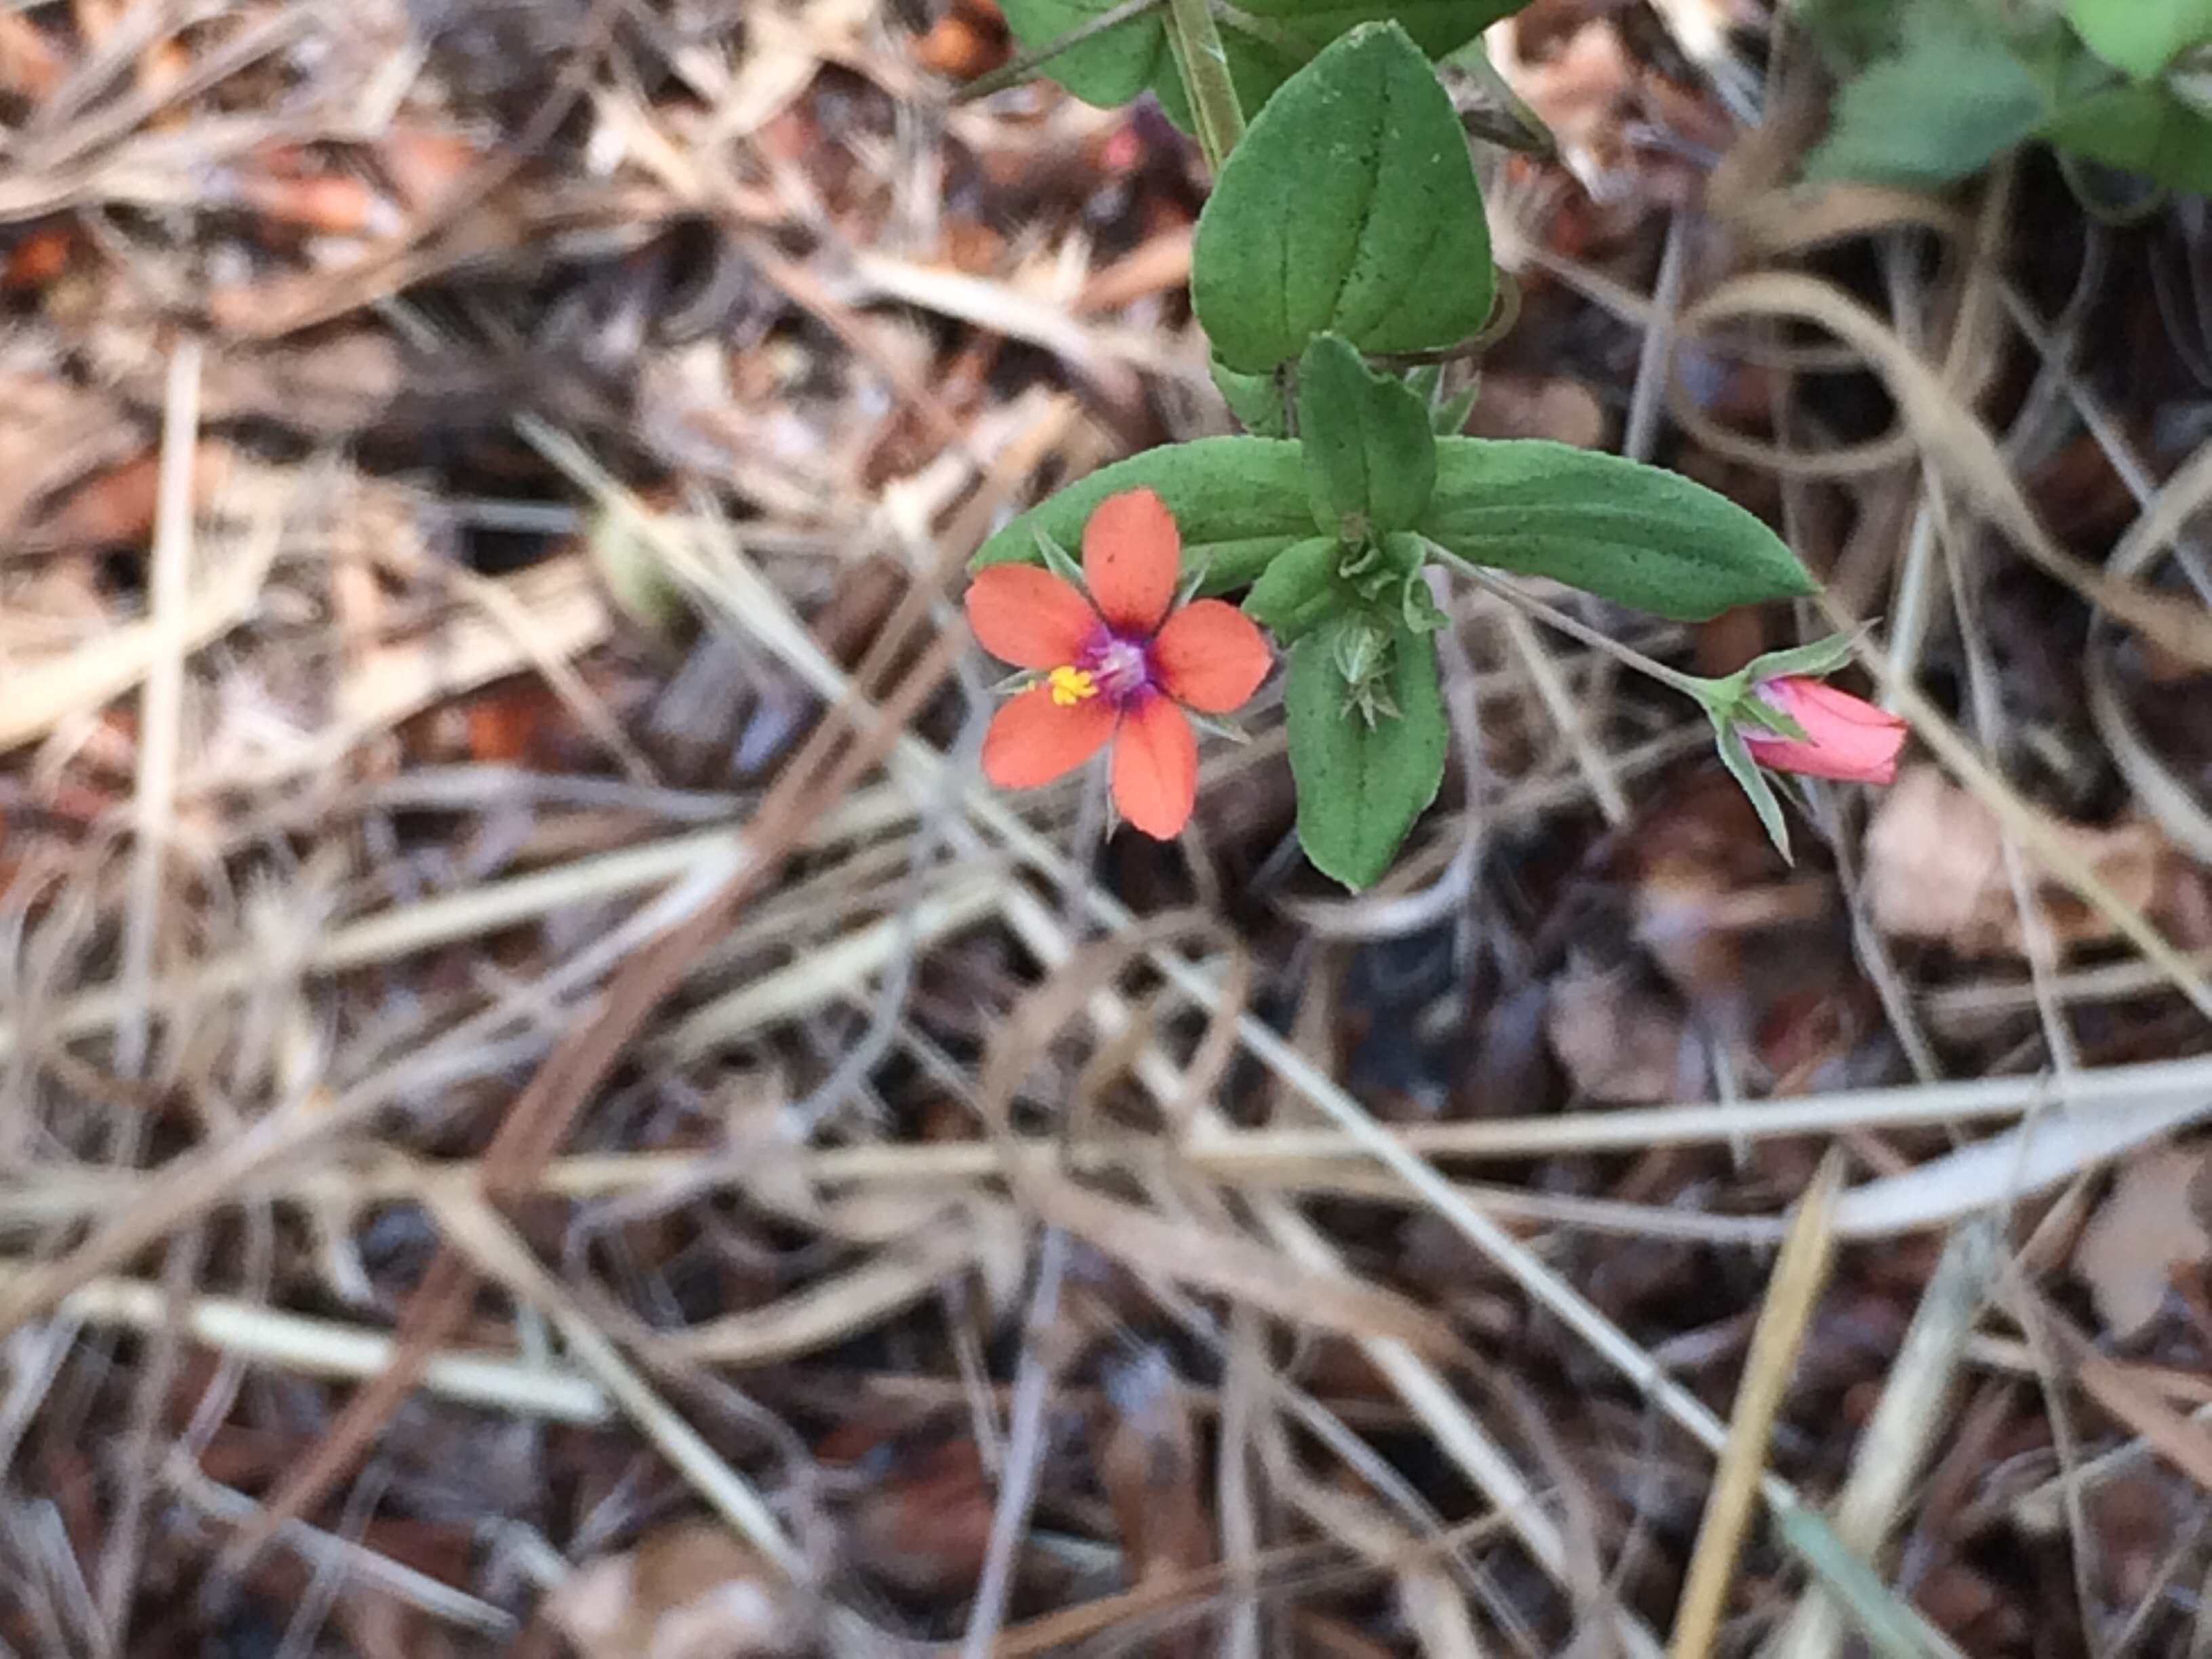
958,1227,1069,1658
113,337,201,1083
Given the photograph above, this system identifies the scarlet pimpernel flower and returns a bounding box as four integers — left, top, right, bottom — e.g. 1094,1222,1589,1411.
963,488,1272,839
1738,674,1906,785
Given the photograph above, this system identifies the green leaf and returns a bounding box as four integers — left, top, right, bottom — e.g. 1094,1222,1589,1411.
1418,439,1815,619
1285,617,1448,888
1782,0,1907,68
2066,0,2212,79
1243,534,1351,638
1212,354,1290,436
2042,79,2212,191
1297,333,1438,539
996,0,1526,131
1191,21,1494,373
996,0,1170,110
1804,2,2047,187
970,437,1311,591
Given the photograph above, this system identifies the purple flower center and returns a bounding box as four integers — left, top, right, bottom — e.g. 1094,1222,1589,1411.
1077,630,1155,707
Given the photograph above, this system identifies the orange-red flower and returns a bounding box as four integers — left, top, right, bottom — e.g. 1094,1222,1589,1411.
964,489,1271,838
1739,675,1906,784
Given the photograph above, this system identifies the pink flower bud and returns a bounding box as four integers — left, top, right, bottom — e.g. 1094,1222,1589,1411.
1738,675,1906,784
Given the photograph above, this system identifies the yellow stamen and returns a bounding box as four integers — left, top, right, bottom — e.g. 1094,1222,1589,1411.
1046,665,1098,707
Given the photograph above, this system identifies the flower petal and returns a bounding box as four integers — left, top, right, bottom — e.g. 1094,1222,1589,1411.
1151,599,1271,714
1742,676,1907,784
964,565,1099,670
1082,488,1179,636
981,682,1115,789
1110,693,1197,840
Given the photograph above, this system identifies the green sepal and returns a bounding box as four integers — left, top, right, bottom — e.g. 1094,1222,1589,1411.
1712,716,1795,865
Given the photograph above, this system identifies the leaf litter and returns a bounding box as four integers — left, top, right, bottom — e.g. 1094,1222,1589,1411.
1,1,2212,1656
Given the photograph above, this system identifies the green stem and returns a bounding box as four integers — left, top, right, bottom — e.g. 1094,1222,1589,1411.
1426,544,1715,702
1162,0,1245,171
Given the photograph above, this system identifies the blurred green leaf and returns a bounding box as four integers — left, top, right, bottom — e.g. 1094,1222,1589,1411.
2041,78,2212,190
2066,0,2212,79
1804,1,2046,186
996,0,1525,129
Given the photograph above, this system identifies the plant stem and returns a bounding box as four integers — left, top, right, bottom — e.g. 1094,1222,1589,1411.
1425,544,1715,702
1162,0,1245,171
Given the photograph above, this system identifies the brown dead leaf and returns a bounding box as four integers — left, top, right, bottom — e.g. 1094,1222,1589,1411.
1092,1349,1212,1658
0,12,62,100
2074,1146,2212,1340
230,161,388,237
546,1521,806,1659
190,331,405,437
1498,18,1636,191
1866,765,2171,956
1544,959,1694,1104
819,1417,996,1595
911,0,1008,79
2,225,82,292
0,369,144,546
1464,373,1608,448
20,441,233,553
376,127,489,216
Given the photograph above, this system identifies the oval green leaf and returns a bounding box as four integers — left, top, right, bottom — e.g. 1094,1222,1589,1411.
1285,617,1448,889
1191,21,1494,373
996,0,1525,132
1243,534,1347,638
2066,0,2212,79
1298,333,1437,537
970,436,1311,592
1419,439,1814,619
2040,80,2212,192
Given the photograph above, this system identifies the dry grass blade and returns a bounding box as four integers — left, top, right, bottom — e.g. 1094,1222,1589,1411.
1767,1216,2003,1659
0,486,277,754
0,1100,332,1338
24,1272,610,1422
2084,433,2212,862
1689,272,2212,667
1846,628,2212,1023
975,916,1466,1355
12,7,2212,1649
661,1206,994,1365
1669,1155,1845,1659
238,544,967,1557
421,1176,804,1574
